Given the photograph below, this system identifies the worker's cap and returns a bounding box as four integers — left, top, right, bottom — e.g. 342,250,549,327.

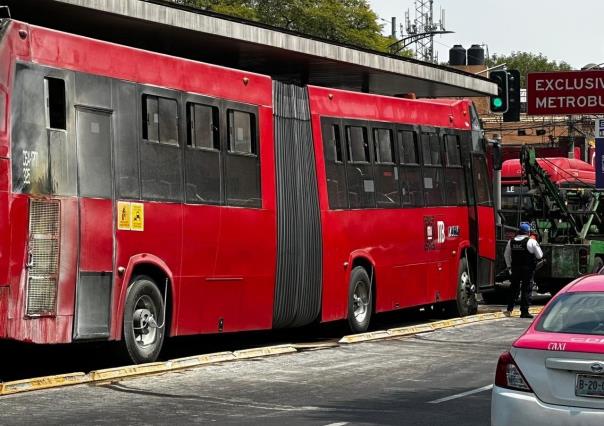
519,223,531,234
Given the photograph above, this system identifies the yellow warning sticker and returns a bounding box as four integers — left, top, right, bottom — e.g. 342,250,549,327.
131,203,144,232
117,202,131,230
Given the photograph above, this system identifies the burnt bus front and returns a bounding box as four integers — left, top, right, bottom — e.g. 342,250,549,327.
0,18,13,339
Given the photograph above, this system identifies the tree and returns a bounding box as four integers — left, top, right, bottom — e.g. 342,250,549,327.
175,0,400,53
486,51,572,88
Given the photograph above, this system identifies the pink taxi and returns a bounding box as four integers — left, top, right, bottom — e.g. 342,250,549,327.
491,275,604,426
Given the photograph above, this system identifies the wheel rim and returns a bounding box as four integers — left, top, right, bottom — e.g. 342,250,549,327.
132,295,158,347
459,269,473,309
352,280,370,323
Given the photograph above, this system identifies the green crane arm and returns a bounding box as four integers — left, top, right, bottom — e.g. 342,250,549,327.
520,146,581,237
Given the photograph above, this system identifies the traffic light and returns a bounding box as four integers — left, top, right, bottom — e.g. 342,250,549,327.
503,69,521,122
489,70,508,113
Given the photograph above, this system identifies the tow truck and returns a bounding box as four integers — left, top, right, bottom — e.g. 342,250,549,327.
491,146,604,298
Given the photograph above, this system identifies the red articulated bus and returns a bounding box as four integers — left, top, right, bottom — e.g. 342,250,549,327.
0,18,495,363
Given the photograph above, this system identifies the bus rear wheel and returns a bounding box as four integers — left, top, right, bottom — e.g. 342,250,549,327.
123,276,166,364
452,257,477,317
347,266,373,333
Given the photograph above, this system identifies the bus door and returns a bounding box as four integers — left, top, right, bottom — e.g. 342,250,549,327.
462,131,495,291
73,107,114,340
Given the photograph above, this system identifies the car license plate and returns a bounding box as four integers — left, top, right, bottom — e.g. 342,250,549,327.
576,374,604,398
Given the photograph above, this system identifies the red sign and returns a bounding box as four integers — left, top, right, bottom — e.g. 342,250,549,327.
527,70,604,115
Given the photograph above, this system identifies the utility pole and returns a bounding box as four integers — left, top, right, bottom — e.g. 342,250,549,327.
568,115,574,159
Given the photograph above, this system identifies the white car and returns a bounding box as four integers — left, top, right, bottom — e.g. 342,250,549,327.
491,274,604,426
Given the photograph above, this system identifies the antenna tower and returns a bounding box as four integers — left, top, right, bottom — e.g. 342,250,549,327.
400,0,450,62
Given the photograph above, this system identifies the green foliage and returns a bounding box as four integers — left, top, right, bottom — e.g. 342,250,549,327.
175,0,397,53
486,51,573,88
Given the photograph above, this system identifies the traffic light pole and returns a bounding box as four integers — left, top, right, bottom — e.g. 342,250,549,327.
567,115,575,159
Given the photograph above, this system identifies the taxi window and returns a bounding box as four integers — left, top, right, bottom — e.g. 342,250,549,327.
537,292,604,335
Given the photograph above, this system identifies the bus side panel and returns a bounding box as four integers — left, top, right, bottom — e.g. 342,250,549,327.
79,198,113,272
6,195,75,343
210,106,276,333
320,210,349,322
28,25,272,109
0,286,7,337
175,205,221,335
213,207,275,332
477,206,496,260
113,202,183,335
0,165,8,288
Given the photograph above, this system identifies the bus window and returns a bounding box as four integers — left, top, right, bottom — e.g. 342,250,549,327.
322,121,347,209
44,77,66,130
140,94,183,201
115,82,140,199
472,155,492,206
188,103,219,150
345,125,374,209
444,134,467,205
373,128,399,207
185,102,221,204
421,133,444,206
228,110,256,155
142,95,179,145
398,130,423,207
347,126,370,163
225,109,261,207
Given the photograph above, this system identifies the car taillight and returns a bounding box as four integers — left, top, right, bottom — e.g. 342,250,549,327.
495,351,533,392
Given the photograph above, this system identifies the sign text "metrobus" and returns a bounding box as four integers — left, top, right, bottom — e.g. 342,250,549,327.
527,71,604,116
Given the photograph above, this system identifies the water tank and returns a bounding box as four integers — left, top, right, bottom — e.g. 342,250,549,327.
449,44,466,66
467,44,485,65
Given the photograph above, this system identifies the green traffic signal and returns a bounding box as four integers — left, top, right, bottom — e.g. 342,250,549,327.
489,70,509,113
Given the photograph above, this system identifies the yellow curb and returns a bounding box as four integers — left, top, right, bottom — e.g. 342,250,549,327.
89,362,166,382
0,307,546,397
338,330,391,344
197,351,237,364
165,356,205,370
233,345,297,359
339,307,545,345
0,373,90,396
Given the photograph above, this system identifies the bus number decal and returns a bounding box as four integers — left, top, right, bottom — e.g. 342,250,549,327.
22,150,38,185
448,226,460,238
437,221,445,244
424,216,435,250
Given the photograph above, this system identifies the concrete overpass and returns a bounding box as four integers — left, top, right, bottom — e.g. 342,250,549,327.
1,0,497,98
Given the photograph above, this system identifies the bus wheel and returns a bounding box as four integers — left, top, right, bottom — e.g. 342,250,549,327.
592,257,604,274
348,266,373,333
123,276,166,364
454,257,477,317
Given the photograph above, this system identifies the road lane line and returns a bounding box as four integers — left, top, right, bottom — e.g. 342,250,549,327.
427,384,493,404
324,423,349,426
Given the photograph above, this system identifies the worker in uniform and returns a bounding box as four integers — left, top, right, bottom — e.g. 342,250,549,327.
503,222,543,318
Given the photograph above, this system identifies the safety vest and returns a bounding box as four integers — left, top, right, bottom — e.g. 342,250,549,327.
510,237,535,270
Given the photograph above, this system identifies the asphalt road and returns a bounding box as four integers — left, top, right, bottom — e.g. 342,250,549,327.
0,318,532,425
0,293,550,383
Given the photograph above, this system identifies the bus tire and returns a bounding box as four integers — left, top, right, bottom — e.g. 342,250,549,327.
453,257,477,317
123,276,166,364
347,266,373,333
592,256,604,274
